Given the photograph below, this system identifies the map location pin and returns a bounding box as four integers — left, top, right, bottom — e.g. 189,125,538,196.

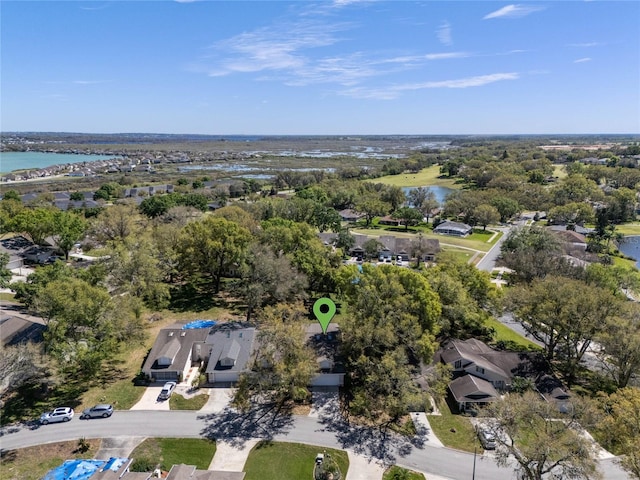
313,298,336,334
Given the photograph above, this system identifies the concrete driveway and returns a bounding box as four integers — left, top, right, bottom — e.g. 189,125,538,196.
200,388,235,413
345,449,385,480
129,385,170,410
309,387,340,419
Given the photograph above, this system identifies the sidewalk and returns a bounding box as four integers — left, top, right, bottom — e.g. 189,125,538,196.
208,439,258,471
411,412,445,448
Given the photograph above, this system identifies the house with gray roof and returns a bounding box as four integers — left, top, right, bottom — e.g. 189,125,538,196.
205,322,256,385
433,221,473,237
436,338,565,412
142,326,210,382
305,323,345,387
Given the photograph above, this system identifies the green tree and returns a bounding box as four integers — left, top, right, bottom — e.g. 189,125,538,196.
237,243,308,322
233,303,317,412
490,196,521,223
392,206,423,230
381,185,406,211
0,252,11,288
178,216,251,293
508,276,621,384
362,238,384,260
597,387,640,479
596,304,640,388
548,202,595,226
407,187,439,223
13,261,75,309
355,195,389,227
91,203,143,244
35,278,117,377
260,219,340,293
473,204,500,230
11,207,57,245
482,391,601,480
104,237,171,309
500,226,575,283
334,228,356,254
52,211,87,260
336,265,441,423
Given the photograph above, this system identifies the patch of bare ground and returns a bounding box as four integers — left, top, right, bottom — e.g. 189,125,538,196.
0,439,101,480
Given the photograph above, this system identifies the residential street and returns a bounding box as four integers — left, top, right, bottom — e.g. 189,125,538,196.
0,409,630,479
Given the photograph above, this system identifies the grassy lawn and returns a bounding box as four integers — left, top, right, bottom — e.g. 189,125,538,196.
0,439,101,480
243,441,349,480
0,292,16,301
427,399,478,453
612,223,640,236
384,466,426,480
368,165,460,188
169,392,209,410
484,317,542,351
129,438,216,472
552,164,567,179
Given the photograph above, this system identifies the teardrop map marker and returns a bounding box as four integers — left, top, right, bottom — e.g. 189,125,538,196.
313,298,336,334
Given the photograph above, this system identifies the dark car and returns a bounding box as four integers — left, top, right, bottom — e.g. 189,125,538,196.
81,404,114,419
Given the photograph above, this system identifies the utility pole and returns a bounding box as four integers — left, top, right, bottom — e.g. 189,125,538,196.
472,446,477,480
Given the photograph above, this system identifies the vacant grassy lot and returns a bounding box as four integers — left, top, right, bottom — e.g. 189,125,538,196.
129,438,216,472
169,392,209,410
369,165,460,188
0,439,101,480
383,466,426,479
243,441,349,480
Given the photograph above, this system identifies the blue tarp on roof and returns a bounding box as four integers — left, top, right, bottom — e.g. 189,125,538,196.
182,320,217,329
42,459,105,480
102,457,128,472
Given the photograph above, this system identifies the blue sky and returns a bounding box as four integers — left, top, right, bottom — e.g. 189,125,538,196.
2,1,639,135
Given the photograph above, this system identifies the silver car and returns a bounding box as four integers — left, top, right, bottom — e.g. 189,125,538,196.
40,407,74,425
81,404,114,419
158,381,177,400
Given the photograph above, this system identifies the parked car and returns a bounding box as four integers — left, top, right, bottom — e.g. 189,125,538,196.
40,407,74,425
81,404,114,419
477,426,497,450
158,381,177,400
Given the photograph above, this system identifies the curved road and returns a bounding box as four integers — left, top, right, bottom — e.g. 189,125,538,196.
0,410,629,480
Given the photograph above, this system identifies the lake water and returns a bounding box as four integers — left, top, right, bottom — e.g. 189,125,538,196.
402,186,455,205
0,151,117,173
617,236,640,267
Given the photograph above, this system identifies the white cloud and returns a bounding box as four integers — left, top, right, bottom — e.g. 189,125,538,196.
340,72,520,99
73,80,110,85
567,42,602,48
437,21,452,46
483,4,545,20
574,57,592,63
424,52,469,60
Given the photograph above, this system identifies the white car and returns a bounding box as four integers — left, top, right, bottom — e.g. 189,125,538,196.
40,407,74,425
158,381,177,400
477,427,497,450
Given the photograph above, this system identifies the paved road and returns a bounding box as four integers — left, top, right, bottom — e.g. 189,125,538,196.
0,410,629,480
476,227,509,272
